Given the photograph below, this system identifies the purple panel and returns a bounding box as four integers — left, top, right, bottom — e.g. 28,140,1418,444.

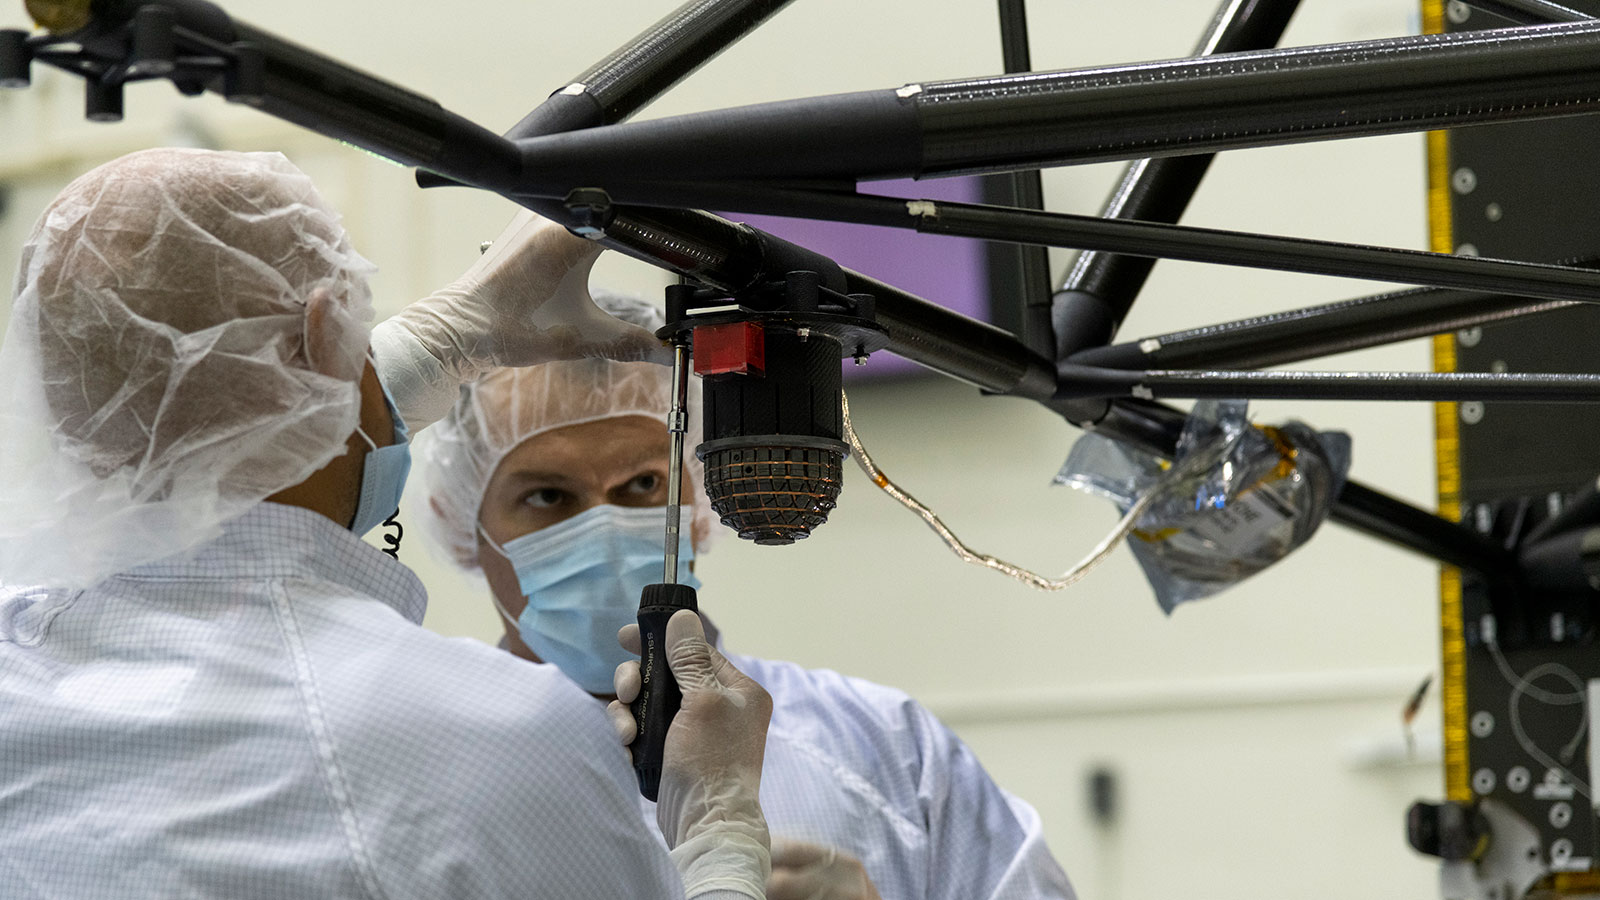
725,177,989,379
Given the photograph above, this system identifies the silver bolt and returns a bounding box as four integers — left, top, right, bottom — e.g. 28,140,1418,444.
1458,326,1483,347
796,327,811,343
1452,167,1477,194
1485,202,1503,222
1447,1,1471,24
854,354,868,367
1460,401,1485,425
1490,360,1508,374
1455,243,1479,257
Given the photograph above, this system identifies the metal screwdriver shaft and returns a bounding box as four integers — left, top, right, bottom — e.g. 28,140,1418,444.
663,340,689,584
632,337,699,801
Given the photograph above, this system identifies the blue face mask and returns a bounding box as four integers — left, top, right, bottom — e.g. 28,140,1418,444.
349,375,412,537
482,504,700,695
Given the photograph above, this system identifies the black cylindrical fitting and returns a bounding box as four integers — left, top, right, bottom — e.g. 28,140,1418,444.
53,1,522,192
1519,528,1600,593
85,76,122,122
127,3,176,77
0,29,30,88
698,328,846,545
88,0,234,42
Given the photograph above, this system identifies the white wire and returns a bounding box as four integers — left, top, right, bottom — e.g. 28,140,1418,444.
1486,634,1591,799
841,391,1197,592
1486,633,1586,705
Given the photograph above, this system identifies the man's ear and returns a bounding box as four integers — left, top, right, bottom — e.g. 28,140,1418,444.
303,286,361,382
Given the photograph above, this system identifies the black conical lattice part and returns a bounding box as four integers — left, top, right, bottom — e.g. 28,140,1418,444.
701,444,843,545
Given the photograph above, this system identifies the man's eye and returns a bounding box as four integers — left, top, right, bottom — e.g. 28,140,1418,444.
524,488,566,509
628,474,661,494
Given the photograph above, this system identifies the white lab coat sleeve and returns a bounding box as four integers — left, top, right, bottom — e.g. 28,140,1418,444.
309,624,691,900
907,699,1077,900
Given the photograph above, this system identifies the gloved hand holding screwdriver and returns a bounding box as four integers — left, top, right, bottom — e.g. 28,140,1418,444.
610,610,774,898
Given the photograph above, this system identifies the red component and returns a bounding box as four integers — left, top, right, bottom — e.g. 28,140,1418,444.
693,322,766,376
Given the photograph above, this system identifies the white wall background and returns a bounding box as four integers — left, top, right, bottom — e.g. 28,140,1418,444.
0,1,1456,898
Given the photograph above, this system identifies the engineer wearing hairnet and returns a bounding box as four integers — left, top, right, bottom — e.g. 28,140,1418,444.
0,148,776,900
413,293,1077,900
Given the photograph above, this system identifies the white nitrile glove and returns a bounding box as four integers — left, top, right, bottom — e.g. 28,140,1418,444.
609,610,773,899
371,209,671,431
767,841,884,900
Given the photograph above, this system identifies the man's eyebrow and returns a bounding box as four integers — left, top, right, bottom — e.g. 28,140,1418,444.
616,447,671,469
498,469,577,487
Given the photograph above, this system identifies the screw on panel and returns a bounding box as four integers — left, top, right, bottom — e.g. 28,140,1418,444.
1458,326,1483,347
1550,802,1572,829
1460,402,1485,425
1473,768,1496,794
1485,203,1503,222
1507,767,1530,793
1447,1,1472,24
1455,243,1479,257
1471,711,1495,738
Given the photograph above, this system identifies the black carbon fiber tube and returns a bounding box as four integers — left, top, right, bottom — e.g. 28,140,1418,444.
904,199,1600,305
1469,0,1591,24
627,187,1600,307
1332,482,1516,576
506,0,797,140
231,23,520,188
524,197,1060,399
512,20,1600,189
994,0,1054,360
50,0,520,190
844,269,1057,400
1071,286,1576,370
913,19,1600,175
1054,0,1301,355
1113,368,1600,403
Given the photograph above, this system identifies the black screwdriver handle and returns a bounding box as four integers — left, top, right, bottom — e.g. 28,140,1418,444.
631,582,698,801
